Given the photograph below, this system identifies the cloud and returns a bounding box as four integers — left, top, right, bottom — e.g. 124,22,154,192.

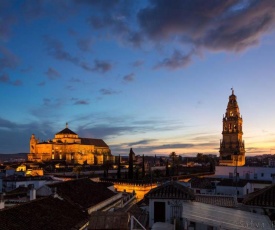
43,98,51,106
154,49,193,69
0,73,22,86
44,36,79,64
0,117,17,130
45,67,61,80
99,88,120,95
0,117,58,153
0,46,20,71
0,2,17,41
30,97,66,120
38,81,46,86
71,98,89,105
110,141,196,155
137,0,275,52
70,77,81,82
77,38,93,52
77,125,134,139
74,100,89,105
127,139,157,146
123,73,135,82
92,59,112,73
0,73,9,83
12,79,23,86
44,36,112,73
20,66,32,73
132,60,144,67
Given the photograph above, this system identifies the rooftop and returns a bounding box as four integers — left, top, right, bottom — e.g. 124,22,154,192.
145,181,195,200
47,178,117,209
0,196,88,230
243,184,275,207
182,201,273,230
195,194,237,208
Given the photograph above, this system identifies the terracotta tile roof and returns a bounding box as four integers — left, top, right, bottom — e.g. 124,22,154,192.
243,184,275,207
0,196,89,230
88,211,129,230
195,194,237,208
145,181,195,200
80,138,109,147
47,178,116,209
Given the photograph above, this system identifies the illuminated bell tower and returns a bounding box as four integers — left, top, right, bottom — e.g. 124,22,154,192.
219,88,245,166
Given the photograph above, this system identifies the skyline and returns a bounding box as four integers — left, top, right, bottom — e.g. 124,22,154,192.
1,0,275,156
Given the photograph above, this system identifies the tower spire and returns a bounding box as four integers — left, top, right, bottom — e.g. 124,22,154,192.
66,122,68,128
219,89,245,166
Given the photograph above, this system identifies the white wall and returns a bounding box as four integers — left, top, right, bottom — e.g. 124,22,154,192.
216,182,251,197
215,166,275,181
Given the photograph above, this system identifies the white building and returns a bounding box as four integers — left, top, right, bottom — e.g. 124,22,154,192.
144,181,273,230
214,166,275,182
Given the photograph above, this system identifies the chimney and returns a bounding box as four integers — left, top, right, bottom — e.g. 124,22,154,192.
29,184,36,201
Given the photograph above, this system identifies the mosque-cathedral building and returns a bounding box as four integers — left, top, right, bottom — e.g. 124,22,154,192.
27,90,245,167
27,124,113,165
219,89,245,166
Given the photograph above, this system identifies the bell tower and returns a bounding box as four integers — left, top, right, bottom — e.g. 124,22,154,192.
219,88,245,166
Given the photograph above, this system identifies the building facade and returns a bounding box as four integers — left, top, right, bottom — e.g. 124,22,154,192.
28,124,112,165
219,89,245,166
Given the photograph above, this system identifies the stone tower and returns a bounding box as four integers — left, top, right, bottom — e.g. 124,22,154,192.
219,89,245,166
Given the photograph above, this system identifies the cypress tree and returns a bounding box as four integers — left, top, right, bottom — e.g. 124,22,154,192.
165,159,169,177
117,154,121,179
128,148,134,180
142,154,145,178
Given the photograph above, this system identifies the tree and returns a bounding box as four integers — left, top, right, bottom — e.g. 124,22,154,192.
128,148,134,180
135,167,139,180
142,154,145,178
117,155,121,179
169,152,178,176
196,153,204,163
165,159,169,177
102,160,113,178
209,159,215,172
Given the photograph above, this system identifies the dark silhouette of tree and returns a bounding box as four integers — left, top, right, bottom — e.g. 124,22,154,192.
196,153,203,162
142,154,145,178
102,160,113,178
128,148,134,180
117,154,121,179
169,152,177,176
165,159,169,177
209,159,215,172
135,167,139,180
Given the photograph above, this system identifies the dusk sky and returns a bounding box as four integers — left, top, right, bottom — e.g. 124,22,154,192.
1,0,275,156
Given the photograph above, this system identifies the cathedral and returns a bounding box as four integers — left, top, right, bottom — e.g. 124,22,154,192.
28,124,113,165
219,89,245,166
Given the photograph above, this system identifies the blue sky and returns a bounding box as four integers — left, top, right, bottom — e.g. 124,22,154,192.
1,0,275,156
